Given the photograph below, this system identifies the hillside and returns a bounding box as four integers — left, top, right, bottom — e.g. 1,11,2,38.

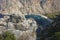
0,0,60,15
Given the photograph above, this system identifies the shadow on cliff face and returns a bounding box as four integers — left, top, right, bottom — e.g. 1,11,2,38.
36,15,60,40
25,14,60,40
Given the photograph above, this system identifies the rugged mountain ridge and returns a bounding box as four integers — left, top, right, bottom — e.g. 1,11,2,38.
0,0,60,15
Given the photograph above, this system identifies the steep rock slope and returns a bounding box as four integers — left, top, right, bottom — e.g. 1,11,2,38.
0,0,60,15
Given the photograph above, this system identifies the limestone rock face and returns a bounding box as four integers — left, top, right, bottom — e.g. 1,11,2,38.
0,0,60,15
17,18,37,31
40,0,60,13
0,14,37,40
18,30,36,40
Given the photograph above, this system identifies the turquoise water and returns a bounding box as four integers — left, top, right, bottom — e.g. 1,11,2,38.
25,15,52,27
25,15,52,32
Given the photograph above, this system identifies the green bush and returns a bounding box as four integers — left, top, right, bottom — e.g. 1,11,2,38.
45,13,57,19
55,32,60,40
45,12,60,19
4,31,16,40
0,31,16,40
0,35,3,40
52,32,60,40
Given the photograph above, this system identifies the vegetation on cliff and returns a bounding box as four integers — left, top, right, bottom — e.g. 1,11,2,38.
0,31,16,40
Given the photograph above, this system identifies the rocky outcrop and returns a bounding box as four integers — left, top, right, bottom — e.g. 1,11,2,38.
0,14,37,40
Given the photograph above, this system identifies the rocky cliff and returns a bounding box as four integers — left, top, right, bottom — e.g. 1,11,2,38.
0,0,60,15
0,0,54,40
